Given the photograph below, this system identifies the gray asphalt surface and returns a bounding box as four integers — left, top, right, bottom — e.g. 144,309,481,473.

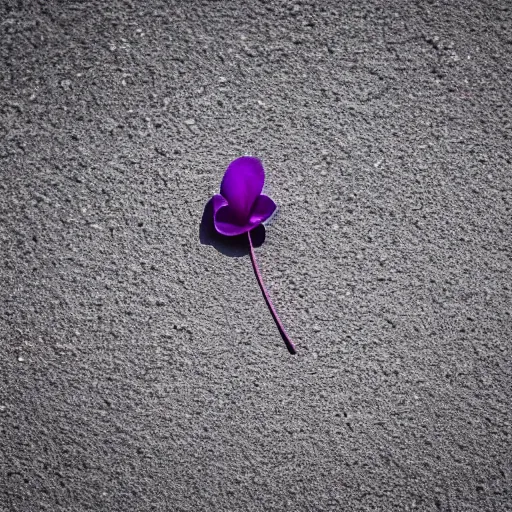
1,1,511,511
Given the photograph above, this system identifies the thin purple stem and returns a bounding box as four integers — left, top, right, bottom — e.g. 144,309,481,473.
248,230,297,355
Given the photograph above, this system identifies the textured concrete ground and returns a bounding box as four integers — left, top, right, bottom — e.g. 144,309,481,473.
1,1,511,511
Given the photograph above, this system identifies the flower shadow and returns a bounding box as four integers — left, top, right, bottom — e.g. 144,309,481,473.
199,197,265,257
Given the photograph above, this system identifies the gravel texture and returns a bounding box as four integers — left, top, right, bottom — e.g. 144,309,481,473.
1,1,511,511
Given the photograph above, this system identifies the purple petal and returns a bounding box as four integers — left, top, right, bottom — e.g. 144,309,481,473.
211,194,228,217
214,206,253,236
214,195,277,236
248,194,277,225
220,156,265,224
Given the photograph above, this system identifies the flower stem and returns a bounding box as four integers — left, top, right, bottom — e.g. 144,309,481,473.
247,230,297,355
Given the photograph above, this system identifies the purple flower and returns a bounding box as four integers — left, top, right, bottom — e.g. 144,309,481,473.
208,156,296,355
211,156,277,236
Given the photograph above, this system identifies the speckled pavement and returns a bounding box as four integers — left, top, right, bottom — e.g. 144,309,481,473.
1,1,511,510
